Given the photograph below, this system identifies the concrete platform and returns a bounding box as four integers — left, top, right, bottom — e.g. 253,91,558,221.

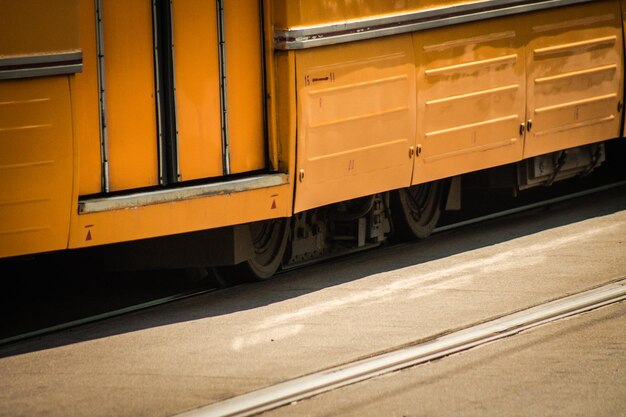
0,186,625,417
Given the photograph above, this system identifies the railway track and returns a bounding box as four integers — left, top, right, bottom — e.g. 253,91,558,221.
1,179,625,349
176,278,626,417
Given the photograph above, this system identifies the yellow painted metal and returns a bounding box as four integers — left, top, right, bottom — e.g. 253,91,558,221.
294,35,416,213
264,0,280,171
73,0,101,195
102,1,159,191
0,0,78,258
68,50,298,249
273,0,478,29
523,1,624,158
0,0,78,56
3,0,625,260
0,77,73,258
64,0,300,252
66,10,300,250
225,0,266,174
274,51,298,174
68,184,292,248
412,16,526,184
173,0,223,181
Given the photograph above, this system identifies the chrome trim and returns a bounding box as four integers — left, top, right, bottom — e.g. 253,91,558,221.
0,51,83,80
153,0,167,185
217,0,231,175
260,0,271,169
274,0,596,50
169,0,181,181
95,0,110,193
78,173,289,213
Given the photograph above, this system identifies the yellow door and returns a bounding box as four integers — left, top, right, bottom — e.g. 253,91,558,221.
523,0,624,158
100,0,266,188
412,16,526,185
173,0,266,179
225,0,266,174
172,0,223,180
101,1,159,191
294,34,416,212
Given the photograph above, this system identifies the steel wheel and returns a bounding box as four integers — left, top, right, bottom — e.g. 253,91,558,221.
391,180,447,240
242,218,290,280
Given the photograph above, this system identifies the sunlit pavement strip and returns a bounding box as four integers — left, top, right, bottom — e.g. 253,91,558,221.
177,279,626,417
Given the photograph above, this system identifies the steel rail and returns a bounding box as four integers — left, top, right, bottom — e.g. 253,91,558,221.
176,279,626,417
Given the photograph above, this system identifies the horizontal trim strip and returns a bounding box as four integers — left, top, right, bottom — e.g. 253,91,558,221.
0,197,49,207
425,84,520,106
309,74,408,96
309,106,409,130
0,51,83,80
308,139,407,162
534,115,615,136
275,0,595,50
0,123,52,132
426,114,519,137
531,13,615,33
0,226,51,236
423,138,518,163
422,30,517,52
78,173,289,214
0,160,54,170
425,54,517,77
533,36,617,58
534,93,617,114
534,64,618,84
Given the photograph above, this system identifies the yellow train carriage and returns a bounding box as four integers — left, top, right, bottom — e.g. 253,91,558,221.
0,0,623,278
1,0,294,271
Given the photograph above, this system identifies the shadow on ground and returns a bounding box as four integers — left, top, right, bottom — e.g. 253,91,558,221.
0,181,625,359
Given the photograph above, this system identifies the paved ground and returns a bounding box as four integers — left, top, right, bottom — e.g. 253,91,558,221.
0,186,625,417
262,300,626,417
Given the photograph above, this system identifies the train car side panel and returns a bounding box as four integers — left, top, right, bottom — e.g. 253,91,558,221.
172,0,223,181
294,35,416,213
68,182,292,249
74,0,101,196
524,1,624,158
412,16,526,185
272,0,473,30
0,0,79,258
0,0,78,56
225,0,267,175
102,1,159,191
0,78,74,258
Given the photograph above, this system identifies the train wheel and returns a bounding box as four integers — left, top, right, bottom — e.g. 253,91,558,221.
238,218,289,281
391,180,447,240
